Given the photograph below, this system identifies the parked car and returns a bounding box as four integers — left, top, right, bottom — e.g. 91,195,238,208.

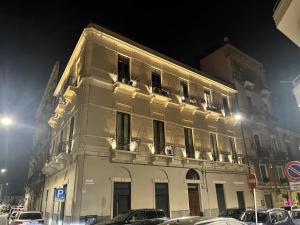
239,208,294,225
11,211,44,225
159,216,246,225
7,208,24,220
219,208,245,219
96,209,168,225
7,212,18,225
291,209,300,225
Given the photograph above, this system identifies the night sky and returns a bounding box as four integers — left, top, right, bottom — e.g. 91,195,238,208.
1,0,300,195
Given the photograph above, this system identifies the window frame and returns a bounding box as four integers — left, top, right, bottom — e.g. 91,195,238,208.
184,127,195,158
115,111,131,150
153,119,165,154
210,133,219,161
259,163,269,181
117,54,131,82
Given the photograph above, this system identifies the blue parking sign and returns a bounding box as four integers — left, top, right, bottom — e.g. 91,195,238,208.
55,188,66,201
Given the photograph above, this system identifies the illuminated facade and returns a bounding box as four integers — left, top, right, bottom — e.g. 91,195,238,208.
201,43,300,208
30,25,256,224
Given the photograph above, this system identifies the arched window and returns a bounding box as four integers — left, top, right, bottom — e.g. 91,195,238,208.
186,169,200,180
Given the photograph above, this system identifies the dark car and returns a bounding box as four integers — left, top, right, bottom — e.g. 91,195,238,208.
159,216,247,225
239,208,294,225
219,208,245,219
96,209,169,225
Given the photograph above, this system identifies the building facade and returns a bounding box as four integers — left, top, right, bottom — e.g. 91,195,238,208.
28,25,256,225
25,62,60,210
201,43,300,208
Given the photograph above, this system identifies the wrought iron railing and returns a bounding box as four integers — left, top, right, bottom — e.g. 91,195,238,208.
152,86,171,97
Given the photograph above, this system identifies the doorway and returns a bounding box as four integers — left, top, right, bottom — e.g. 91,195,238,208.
265,194,273,208
188,184,201,216
215,184,226,214
113,182,131,217
237,191,245,209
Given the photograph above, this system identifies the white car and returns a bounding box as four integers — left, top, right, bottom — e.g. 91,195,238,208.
11,211,43,225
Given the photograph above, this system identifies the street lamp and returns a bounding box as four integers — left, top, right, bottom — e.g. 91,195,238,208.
0,117,13,126
1,169,7,174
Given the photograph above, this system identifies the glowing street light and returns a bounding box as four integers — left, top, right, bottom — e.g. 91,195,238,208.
0,117,13,126
234,113,243,121
1,168,7,174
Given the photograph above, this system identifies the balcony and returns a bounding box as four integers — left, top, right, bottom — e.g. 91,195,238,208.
180,96,199,113
63,85,78,103
48,114,59,128
150,86,172,107
113,77,140,98
273,0,300,47
203,103,222,120
54,97,68,117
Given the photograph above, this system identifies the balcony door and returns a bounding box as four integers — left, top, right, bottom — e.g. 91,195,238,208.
152,69,162,90
118,54,130,81
184,128,195,158
153,120,165,154
116,112,131,150
254,134,262,152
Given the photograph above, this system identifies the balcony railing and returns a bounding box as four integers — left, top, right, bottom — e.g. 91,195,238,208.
57,140,72,154
116,136,131,151
206,104,221,113
182,96,199,106
152,86,171,97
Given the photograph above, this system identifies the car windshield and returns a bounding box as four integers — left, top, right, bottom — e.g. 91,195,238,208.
239,211,267,223
292,211,300,219
19,213,42,220
111,211,132,222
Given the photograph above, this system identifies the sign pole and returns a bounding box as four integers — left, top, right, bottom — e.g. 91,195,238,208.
254,188,258,225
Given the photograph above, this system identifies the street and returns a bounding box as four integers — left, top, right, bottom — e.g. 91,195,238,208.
0,214,6,225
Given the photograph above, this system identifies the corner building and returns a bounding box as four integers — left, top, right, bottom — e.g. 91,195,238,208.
40,24,254,225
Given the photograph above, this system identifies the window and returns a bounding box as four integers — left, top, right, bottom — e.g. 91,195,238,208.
259,164,269,182
180,80,189,99
246,96,253,111
186,169,200,180
184,128,195,158
223,96,230,116
116,112,131,150
130,211,146,222
215,184,226,214
253,134,262,152
58,131,64,154
276,166,285,179
153,120,165,154
210,133,219,161
67,117,74,153
271,138,278,152
117,54,130,82
152,69,161,90
229,137,238,163
155,183,169,217
204,89,212,108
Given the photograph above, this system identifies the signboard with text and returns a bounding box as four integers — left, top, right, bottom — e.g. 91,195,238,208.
289,181,300,191
55,188,66,201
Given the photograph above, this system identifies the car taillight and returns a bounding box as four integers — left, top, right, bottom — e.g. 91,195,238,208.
14,221,23,225
38,220,44,224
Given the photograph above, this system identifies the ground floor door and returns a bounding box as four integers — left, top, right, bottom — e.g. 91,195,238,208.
265,194,273,208
237,191,245,209
155,183,169,216
215,184,226,214
188,184,201,216
113,182,131,217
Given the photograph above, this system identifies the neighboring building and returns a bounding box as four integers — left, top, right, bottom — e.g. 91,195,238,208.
24,62,60,210
273,0,300,110
201,43,300,208
27,24,256,225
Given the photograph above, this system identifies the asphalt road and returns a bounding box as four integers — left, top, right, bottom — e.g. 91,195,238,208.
0,214,6,225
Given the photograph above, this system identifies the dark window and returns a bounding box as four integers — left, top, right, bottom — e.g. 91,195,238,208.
260,164,268,181
246,96,253,111
180,80,189,98
145,210,158,219
67,117,74,153
204,90,212,108
116,112,131,150
186,169,200,180
254,135,262,152
113,182,131,217
229,137,238,163
215,184,226,214
153,120,165,154
184,128,195,158
155,183,169,217
223,96,230,116
210,133,219,161
271,138,278,152
118,55,130,82
58,131,64,154
152,69,161,89
59,184,67,222
19,213,42,220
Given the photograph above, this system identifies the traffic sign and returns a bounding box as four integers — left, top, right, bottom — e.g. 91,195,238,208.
55,188,66,201
248,173,257,189
284,161,300,181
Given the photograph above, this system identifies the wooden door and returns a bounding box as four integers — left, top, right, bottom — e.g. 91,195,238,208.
188,184,201,216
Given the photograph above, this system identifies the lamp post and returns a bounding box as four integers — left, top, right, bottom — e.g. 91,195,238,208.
0,117,13,127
